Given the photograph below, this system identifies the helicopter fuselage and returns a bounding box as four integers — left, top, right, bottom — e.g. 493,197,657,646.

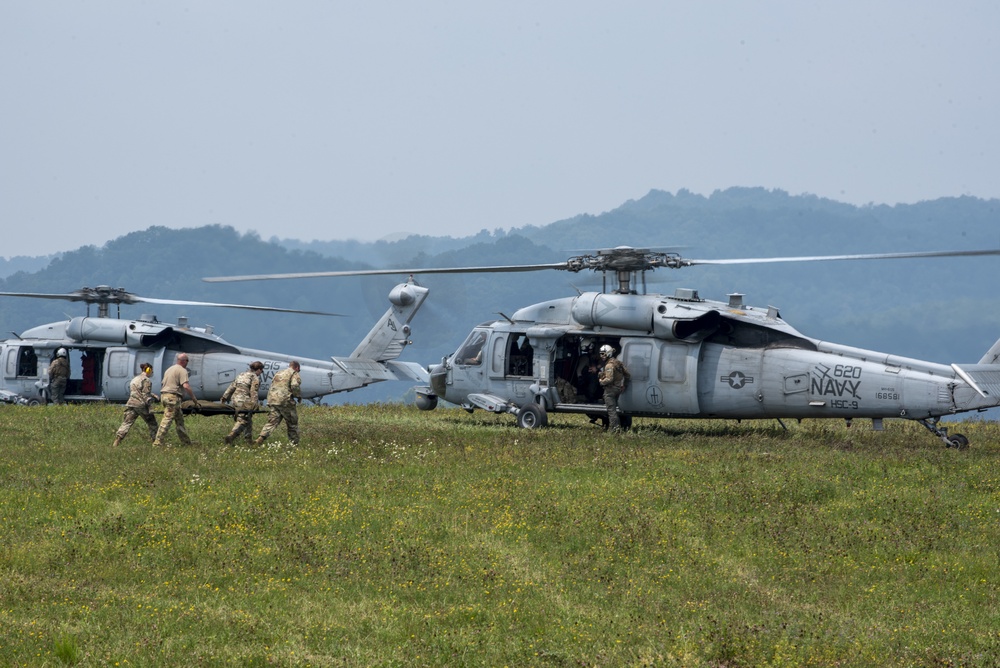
1,319,370,404
196,243,1000,447
418,288,1000,440
0,281,430,405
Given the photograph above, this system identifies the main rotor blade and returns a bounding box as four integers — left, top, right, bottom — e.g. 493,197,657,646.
0,290,343,316
203,262,570,282
132,296,345,317
680,248,1000,267
0,291,93,301
202,247,1000,283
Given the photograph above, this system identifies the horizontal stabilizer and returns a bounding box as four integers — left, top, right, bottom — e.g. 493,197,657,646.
385,361,430,383
331,358,429,384
332,358,401,382
952,364,1000,398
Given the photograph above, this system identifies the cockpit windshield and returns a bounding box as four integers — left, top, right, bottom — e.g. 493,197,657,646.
455,330,488,366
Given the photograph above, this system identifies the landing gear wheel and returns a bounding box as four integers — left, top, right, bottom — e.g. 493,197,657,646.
26,397,44,406
917,418,970,450
946,434,969,450
619,414,632,432
516,402,548,429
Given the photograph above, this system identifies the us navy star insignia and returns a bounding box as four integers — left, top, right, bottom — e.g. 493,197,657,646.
721,371,754,389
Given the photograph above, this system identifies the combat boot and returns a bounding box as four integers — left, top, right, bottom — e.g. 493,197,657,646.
224,433,236,445
253,436,265,446
112,435,122,447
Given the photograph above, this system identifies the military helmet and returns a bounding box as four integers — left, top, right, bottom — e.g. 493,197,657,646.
599,344,615,357
56,348,68,358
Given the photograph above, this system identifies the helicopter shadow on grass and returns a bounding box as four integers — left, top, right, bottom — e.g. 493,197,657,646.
432,408,795,439
626,419,794,439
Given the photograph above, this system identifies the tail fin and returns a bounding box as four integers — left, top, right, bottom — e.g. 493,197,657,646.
349,281,429,362
978,337,1000,365
952,336,1000,400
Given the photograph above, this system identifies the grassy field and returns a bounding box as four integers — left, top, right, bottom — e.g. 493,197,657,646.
0,403,998,667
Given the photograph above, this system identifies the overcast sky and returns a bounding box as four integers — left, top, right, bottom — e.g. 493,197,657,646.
2,1,998,259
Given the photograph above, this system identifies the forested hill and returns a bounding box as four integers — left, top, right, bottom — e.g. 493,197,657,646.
276,188,1000,267
2,188,999,403
0,254,53,279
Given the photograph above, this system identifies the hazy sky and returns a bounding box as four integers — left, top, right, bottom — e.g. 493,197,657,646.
2,1,998,259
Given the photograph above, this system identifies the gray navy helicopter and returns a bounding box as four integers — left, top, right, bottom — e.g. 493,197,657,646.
0,282,428,406
204,246,1000,448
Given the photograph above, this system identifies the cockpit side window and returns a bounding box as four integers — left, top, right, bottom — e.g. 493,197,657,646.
456,330,488,366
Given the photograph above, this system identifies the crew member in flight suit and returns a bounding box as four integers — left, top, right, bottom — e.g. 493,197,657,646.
47,348,70,405
598,344,630,433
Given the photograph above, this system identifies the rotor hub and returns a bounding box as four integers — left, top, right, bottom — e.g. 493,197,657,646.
565,248,685,274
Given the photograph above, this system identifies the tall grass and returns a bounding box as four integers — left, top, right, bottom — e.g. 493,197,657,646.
1,403,998,666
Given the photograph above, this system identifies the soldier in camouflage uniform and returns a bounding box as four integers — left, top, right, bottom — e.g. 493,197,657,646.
153,352,200,447
113,363,160,446
598,344,630,433
221,361,264,444
47,348,70,404
254,360,301,445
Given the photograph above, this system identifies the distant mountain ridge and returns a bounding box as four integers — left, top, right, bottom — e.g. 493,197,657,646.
274,187,999,265
0,254,56,279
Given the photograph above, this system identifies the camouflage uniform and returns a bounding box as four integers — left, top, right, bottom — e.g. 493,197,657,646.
257,366,301,444
599,356,630,432
153,363,194,446
115,372,158,443
47,355,69,404
221,369,260,443
555,377,578,403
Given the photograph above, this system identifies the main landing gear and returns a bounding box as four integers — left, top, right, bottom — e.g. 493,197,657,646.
918,418,969,449
515,402,633,431
516,402,548,429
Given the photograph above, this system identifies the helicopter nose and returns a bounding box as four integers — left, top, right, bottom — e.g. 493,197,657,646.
429,363,447,397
